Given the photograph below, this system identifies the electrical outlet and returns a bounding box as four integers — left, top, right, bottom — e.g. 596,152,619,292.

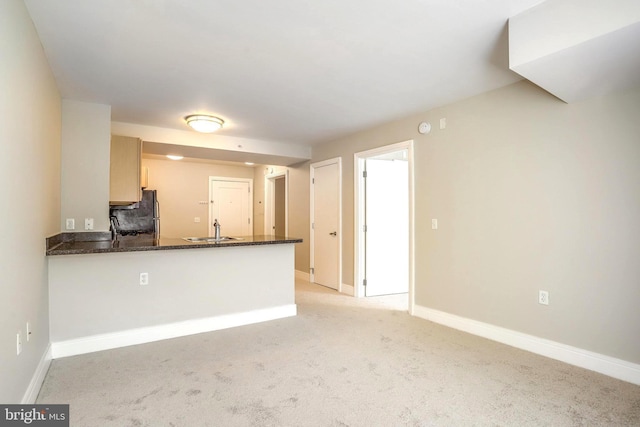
539,290,549,305
140,272,149,286
17,332,22,355
85,218,94,230
194,217,201,223
65,218,75,230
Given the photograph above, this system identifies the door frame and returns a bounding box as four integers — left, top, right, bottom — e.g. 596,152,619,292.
208,176,254,237
310,157,342,291
264,170,289,236
354,140,415,313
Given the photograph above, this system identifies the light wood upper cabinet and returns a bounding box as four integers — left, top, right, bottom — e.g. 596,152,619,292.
141,166,149,189
109,135,142,205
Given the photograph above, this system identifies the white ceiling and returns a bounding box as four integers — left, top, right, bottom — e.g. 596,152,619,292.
24,0,544,147
508,0,640,104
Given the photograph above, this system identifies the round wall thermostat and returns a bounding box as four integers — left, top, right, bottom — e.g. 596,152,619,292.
418,122,431,134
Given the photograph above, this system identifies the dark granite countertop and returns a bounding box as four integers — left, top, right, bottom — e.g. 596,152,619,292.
46,232,303,256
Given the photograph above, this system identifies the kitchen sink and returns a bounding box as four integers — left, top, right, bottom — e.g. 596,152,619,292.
182,236,243,243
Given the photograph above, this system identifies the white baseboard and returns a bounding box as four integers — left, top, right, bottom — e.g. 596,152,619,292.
22,344,52,404
51,304,297,359
295,270,310,281
413,305,640,386
341,283,355,296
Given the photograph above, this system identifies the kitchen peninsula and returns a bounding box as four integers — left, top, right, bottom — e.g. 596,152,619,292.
47,233,302,359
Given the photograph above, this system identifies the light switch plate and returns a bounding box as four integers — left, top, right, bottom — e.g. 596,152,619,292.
539,290,549,305
431,219,438,230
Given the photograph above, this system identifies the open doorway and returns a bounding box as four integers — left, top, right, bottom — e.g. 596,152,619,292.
355,141,414,312
274,177,286,235
264,170,289,236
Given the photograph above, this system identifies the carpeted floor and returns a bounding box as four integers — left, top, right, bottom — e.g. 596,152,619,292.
37,279,640,426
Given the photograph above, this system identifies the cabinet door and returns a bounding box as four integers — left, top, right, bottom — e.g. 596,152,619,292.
109,135,141,204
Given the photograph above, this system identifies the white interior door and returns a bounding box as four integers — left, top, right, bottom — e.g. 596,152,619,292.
210,179,252,237
365,154,409,296
312,160,340,290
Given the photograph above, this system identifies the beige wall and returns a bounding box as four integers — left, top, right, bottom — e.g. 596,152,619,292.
141,158,254,238
288,162,311,273
308,80,640,364
252,164,310,272
253,166,267,235
60,100,111,231
0,0,61,402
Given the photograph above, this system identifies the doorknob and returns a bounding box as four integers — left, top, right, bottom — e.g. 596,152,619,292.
329,231,337,236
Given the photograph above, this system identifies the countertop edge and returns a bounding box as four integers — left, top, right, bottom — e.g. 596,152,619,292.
46,233,303,256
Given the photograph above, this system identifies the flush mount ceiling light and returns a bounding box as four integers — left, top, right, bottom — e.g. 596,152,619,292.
166,154,183,160
184,114,224,133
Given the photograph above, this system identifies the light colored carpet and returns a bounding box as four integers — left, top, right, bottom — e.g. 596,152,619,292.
37,279,640,426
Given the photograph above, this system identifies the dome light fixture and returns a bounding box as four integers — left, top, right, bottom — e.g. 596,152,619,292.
166,154,183,160
184,114,224,133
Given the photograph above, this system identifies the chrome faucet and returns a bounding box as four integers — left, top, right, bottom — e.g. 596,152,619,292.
213,219,221,240
110,216,119,241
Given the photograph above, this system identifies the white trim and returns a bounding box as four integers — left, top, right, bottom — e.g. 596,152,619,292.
309,157,342,291
295,270,310,281
51,304,297,359
21,344,53,404
208,176,254,237
413,305,640,386
264,169,289,236
354,140,415,315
